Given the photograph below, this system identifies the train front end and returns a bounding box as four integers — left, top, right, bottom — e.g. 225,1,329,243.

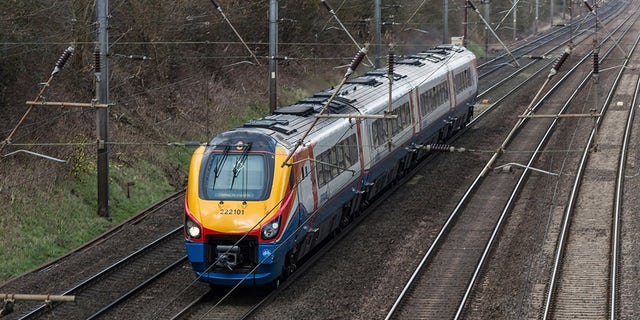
184,129,294,286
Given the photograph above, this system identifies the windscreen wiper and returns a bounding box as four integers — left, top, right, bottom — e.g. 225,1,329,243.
230,143,251,190
212,145,230,189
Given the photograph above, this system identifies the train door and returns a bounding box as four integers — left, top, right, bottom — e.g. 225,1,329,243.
292,156,317,260
297,159,314,213
447,68,456,113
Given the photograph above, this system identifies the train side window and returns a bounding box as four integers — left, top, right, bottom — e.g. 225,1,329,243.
329,148,338,178
347,134,358,165
316,151,330,188
336,144,346,169
400,102,411,127
432,86,438,111
371,119,386,148
444,81,450,102
391,112,399,135
343,141,352,165
420,91,428,115
455,69,471,93
388,102,411,135
371,120,378,147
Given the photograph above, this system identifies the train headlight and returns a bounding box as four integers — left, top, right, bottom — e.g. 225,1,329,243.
262,216,281,240
185,217,202,239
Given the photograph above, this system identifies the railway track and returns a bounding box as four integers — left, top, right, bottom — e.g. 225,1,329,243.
385,1,639,319
475,0,623,79
237,5,626,319
173,32,587,319
17,227,185,319
4,3,637,320
0,192,193,319
540,13,640,320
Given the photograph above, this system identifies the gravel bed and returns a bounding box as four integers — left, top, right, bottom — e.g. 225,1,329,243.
248,88,525,319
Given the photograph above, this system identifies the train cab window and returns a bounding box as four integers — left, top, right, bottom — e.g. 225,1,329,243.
200,152,274,201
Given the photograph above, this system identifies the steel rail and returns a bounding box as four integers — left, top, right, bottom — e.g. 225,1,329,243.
541,12,640,320
476,21,570,70
474,8,625,123
611,56,640,320
86,256,189,319
455,10,640,317
18,226,184,319
476,1,622,77
169,290,209,320
384,4,633,318
474,30,598,125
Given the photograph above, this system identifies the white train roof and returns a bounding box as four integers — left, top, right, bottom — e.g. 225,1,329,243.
241,45,476,151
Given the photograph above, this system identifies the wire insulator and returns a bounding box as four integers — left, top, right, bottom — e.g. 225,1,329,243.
467,0,477,11
554,50,570,70
94,48,101,73
549,47,571,78
127,55,151,60
583,0,594,13
593,50,599,74
51,46,74,75
388,52,394,76
209,0,221,10
345,47,368,77
321,0,334,14
425,144,454,152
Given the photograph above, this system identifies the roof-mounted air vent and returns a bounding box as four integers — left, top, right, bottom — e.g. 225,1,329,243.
366,69,406,80
345,76,382,87
274,104,315,116
395,58,425,67
244,119,297,135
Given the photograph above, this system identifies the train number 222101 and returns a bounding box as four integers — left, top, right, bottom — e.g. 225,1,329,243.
219,208,245,215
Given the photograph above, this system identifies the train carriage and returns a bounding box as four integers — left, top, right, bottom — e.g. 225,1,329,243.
185,45,478,286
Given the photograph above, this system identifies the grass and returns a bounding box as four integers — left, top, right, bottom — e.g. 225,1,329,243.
0,148,189,282
0,96,277,283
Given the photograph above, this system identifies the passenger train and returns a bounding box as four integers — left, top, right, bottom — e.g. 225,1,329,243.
184,44,478,286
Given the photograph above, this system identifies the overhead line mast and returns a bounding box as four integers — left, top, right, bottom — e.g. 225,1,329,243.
96,0,110,219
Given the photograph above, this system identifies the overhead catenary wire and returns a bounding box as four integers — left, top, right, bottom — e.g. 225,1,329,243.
582,0,628,58
1,140,594,154
320,0,375,68
208,0,261,66
280,46,368,167
466,0,521,67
